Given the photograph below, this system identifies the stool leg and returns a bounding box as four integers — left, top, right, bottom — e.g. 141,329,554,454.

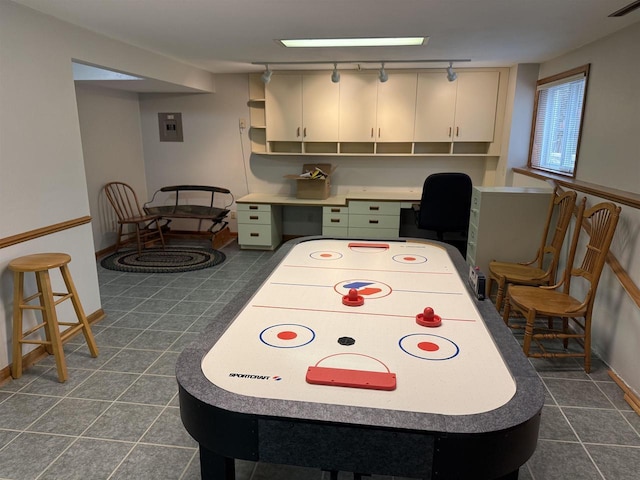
60,265,99,357
11,272,25,379
34,271,54,355
38,270,68,382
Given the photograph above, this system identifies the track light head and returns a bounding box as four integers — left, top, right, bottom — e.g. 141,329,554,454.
379,63,388,83
261,65,272,84
331,63,340,83
446,62,457,82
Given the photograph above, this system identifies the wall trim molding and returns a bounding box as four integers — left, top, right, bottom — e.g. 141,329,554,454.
0,216,92,250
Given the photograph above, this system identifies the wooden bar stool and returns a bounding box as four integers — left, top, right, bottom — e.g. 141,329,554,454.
9,253,99,382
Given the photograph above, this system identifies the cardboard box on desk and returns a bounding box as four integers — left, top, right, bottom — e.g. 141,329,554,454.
284,163,335,200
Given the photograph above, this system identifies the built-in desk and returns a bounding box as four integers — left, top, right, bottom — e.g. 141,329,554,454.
236,192,421,250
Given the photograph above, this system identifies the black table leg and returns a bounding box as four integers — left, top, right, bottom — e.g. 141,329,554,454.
494,468,519,480
199,445,235,480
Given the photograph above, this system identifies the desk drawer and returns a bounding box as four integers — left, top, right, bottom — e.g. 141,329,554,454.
322,213,349,228
238,210,271,225
348,201,400,216
238,224,274,246
323,206,349,215
348,214,400,230
237,203,271,214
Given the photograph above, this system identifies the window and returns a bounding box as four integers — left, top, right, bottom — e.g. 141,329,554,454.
528,65,590,177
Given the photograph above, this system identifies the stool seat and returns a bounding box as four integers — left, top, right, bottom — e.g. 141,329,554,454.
9,252,98,382
9,253,72,272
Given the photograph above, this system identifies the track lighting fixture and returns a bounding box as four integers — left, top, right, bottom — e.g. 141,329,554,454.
379,62,388,83
446,62,457,82
331,63,340,83
261,64,272,84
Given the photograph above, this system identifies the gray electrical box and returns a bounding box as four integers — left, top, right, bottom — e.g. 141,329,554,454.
158,112,183,142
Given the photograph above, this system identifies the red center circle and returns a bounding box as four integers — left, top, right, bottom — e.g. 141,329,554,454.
404,256,416,261
277,331,297,340
417,341,440,352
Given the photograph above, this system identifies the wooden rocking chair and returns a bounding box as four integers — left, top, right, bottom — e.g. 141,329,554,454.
104,182,166,254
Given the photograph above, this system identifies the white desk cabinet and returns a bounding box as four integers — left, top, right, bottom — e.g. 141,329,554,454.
466,187,553,277
348,201,401,238
237,203,282,250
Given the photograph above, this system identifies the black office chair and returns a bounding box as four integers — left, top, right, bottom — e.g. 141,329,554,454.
414,172,472,257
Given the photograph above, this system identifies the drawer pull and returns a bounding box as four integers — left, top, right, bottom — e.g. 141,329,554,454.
250,233,260,237
249,215,259,220
369,219,379,224
369,206,380,211
331,208,341,212
249,205,258,210
331,218,340,223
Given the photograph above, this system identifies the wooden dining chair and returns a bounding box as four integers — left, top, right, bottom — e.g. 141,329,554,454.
487,188,578,311
502,199,621,373
104,182,166,254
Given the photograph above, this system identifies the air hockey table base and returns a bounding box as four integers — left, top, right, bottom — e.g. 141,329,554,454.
177,237,543,480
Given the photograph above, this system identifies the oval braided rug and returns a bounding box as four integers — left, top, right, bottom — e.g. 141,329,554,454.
100,247,225,273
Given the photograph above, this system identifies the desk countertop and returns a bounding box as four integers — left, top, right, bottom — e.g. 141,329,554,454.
237,191,422,206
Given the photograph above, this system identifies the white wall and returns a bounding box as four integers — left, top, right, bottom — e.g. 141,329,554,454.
518,22,640,393
0,1,215,372
76,84,148,252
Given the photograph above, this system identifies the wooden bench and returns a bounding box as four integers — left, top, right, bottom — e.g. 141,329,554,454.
144,185,233,248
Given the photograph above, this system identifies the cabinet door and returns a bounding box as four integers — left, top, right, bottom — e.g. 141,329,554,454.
338,72,378,142
266,75,302,142
453,72,499,142
376,73,417,142
414,73,457,142
302,74,339,142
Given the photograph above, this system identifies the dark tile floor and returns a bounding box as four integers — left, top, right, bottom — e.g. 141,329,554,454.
0,240,639,479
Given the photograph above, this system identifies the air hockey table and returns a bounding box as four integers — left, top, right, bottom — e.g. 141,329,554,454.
177,237,544,480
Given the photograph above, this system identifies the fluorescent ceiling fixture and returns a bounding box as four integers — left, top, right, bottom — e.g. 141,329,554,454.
279,37,427,48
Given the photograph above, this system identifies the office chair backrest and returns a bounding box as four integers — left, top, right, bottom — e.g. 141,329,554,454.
417,173,473,237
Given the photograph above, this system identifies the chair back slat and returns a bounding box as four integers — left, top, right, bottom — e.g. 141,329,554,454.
538,188,578,276
564,200,621,301
104,182,145,221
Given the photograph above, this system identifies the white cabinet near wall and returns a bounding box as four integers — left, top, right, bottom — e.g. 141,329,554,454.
237,203,283,250
466,187,553,277
348,201,401,238
414,71,499,143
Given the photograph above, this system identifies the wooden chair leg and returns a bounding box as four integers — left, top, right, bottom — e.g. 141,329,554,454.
495,277,506,312
11,271,25,379
583,316,592,373
502,297,512,327
522,309,537,358
135,224,143,254
60,265,99,357
38,270,68,382
115,224,124,252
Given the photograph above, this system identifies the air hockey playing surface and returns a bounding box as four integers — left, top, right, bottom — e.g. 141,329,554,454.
177,237,544,480
201,239,515,415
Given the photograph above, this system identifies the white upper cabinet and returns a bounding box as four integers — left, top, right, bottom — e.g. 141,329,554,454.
266,74,339,143
338,72,378,142
414,71,499,143
301,74,340,142
375,73,418,142
414,73,457,142
266,75,302,142
453,71,500,142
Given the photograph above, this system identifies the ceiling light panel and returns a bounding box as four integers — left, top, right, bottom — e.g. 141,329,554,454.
279,37,427,48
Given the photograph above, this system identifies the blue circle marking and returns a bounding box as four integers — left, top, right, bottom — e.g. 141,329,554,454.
259,323,316,348
398,333,460,361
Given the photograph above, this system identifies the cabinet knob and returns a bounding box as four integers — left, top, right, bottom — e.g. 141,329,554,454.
456,126,460,137
371,127,374,138
296,127,301,137
303,127,307,137
369,219,379,224
448,127,452,138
